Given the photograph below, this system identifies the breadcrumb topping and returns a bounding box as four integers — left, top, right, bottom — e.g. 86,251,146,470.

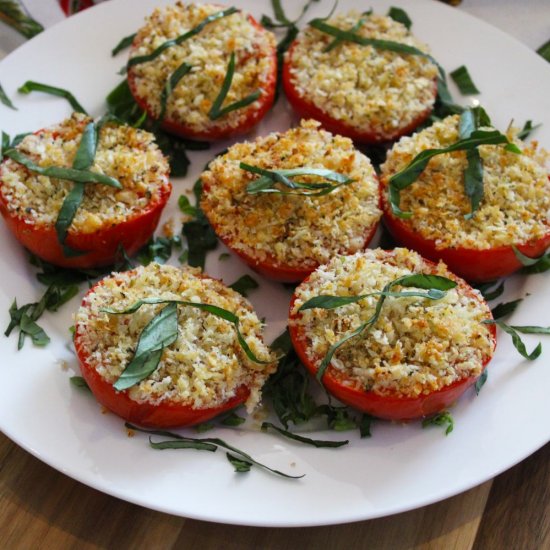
286,11,438,138
75,263,276,412
0,113,169,234
380,115,550,249
128,2,276,132
290,248,494,398
200,120,381,268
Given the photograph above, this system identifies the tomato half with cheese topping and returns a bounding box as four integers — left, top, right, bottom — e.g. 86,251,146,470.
283,11,438,144
380,115,550,282
74,263,276,428
200,120,382,283
288,248,496,421
127,3,277,141
0,113,171,269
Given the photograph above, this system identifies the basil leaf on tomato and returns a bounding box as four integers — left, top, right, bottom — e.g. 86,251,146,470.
157,61,193,125
513,245,550,274
18,81,87,114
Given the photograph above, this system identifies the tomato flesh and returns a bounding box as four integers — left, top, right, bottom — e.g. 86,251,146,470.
288,263,496,422
282,42,436,144
127,15,277,141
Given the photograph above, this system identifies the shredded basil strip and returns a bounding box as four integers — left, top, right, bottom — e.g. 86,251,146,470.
388,126,521,218
537,38,550,63
300,274,456,381
112,32,137,56
241,162,354,196
208,52,261,120
387,7,412,29
102,298,271,389
127,7,239,68
261,0,320,28
450,65,480,95
18,81,87,114
229,274,259,297
517,120,541,140
70,376,91,391
157,61,193,124
150,438,218,452
422,411,454,435
4,148,122,188
126,422,304,479
261,421,348,448
475,280,504,302
226,453,253,472
483,320,548,361
512,246,550,274
491,299,522,320
0,82,17,110
0,0,44,38
309,18,444,79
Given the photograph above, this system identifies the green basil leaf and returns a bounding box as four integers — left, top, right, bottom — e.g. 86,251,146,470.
512,245,550,274
157,61,193,124
150,438,218,452
358,413,373,438
261,421,348,448
536,38,550,63
182,212,218,269
484,320,542,360
127,7,239,68
422,411,454,435
221,412,246,427
208,52,261,120
19,311,50,348
4,149,122,188
511,325,550,335
0,82,17,110
70,376,91,391
475,280,504,301
0,0,44,38
450,65,480,95
229,275,259,297
178,195,199,216
491,299,522,320
517,120,541,140
475,369,488,395
71,121,97,170
387,7,412,29
105,79,146,127
226,452,253,472
18,81,87,114
112,32,136,56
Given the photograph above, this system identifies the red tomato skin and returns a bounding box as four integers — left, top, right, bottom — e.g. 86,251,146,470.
288,266,496,422
380,185,550,283
127,14,277,141
282,43,437,144
74,279,251,428
0,179,171,269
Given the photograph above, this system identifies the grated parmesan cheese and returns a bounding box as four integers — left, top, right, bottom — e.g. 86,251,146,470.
128,2,276,133
380,115,550,249
200,119,381,269
0,113,170,234
290,248,494,398
75,263,276,412
285,11,438,139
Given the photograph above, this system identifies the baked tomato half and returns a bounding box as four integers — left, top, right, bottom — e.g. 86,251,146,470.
282,11,438,144
74,263,276,428
200,119,382,283
288,248,496,422
0,113,171,269
127,3,277,141
379,115,550,283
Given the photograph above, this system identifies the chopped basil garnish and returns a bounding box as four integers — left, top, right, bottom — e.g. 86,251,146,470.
261,421,349,448
299,274,457,382
450,65,480,95
422,411,454,435
387,7,412,29
127,7,239,69
178,195,199,217
229,275,259,297
0,0,43,38
221,412,246,427
150,438,218,452
70,376,91,391
106,79,146,127
157,61,193,125
0,82,17,110
475,280,505,302
536,38,550,63
208,52,261,120
127,422,304,478
483,320,550,360
137,235,181,266
112,32,136,56
241,163,354,196
226,453,253,472
388,108,521,218
516,120,541,140
475,369,488,395
18,81,87,114
512,246,550,274
4,148,122,188
358,414,373,438
102,297,271,389
491,299,522,320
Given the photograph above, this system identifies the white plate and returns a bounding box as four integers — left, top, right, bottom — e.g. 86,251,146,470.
0,0,549,528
